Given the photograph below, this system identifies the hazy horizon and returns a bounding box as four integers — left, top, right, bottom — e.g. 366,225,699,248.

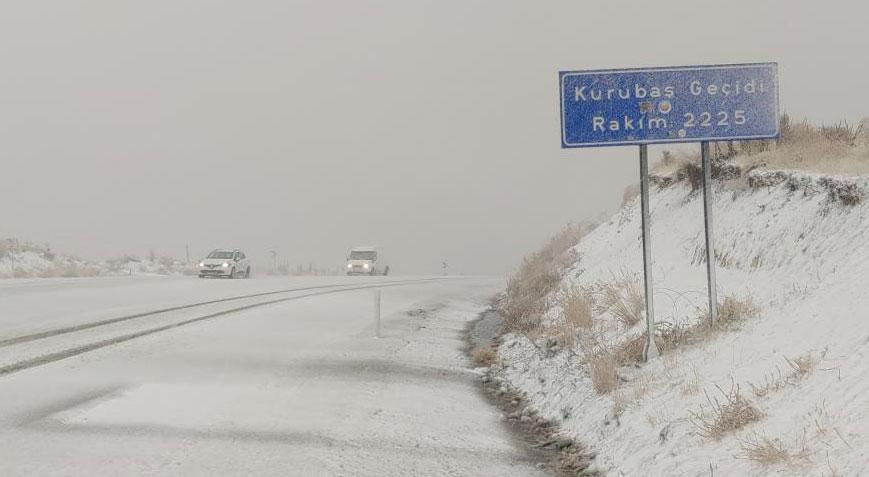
3,1,868,274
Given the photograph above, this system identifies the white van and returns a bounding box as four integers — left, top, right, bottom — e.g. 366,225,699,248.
346,247,389,276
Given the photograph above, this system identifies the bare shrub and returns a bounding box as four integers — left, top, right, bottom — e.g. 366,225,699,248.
676,160,703,191
594,272,645,328
501,224,591,334
471,345,497,367
621,183,640,206
651,149,692,178
614,334,645,365
740,433,810,468
690,381,762,440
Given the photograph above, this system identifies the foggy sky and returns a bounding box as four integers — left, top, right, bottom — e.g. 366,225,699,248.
2,1,867,275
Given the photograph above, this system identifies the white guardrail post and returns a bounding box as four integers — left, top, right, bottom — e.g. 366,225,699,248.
374,289,381,338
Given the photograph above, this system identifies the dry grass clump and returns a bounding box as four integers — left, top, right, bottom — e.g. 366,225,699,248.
593,273,645,328
690,384,763,440
552,287,595,348
561,287,594,328
718,295,759,326
658,294,757,354
588,350,619,395
501,225,591,334
786,352,819,379
653,116,869,182
691,381,762,440
614,334,646,365
577,332,626,395
750,352,821,398
736,116,869,175
612,370,655,416
680,367,702,396
739,433,810,468
471,345,497,367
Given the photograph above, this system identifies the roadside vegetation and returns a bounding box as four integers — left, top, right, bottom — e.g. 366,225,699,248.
0,239,194,278
491,114,867,476
653,116,869,180
499,224,593,334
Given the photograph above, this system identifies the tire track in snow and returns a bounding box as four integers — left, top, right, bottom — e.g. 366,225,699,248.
0,278,463,377
0,278,447,348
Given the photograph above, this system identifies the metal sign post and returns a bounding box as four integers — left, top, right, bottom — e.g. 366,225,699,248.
558,63,780,359
700,142,718,326
639,145,659,361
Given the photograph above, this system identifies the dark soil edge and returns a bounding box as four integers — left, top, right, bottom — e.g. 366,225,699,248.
464,306,599,477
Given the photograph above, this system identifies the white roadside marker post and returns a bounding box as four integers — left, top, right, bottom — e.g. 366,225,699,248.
9,239,16,279
640,145,659,361
374,289,382,338
700,141,719,327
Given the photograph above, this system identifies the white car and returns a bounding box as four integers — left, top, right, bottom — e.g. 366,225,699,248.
198,249,251,279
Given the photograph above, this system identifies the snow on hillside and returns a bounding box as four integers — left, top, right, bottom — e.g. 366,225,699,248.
0,242,194,278
494,169,869,475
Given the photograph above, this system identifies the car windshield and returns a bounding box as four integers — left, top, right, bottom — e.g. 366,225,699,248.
207,251,235,259
349,251,376,260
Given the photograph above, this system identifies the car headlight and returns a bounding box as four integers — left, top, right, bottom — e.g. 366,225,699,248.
363,263,369,269
347,263,352,268
199,262,204,267
222,262,229,268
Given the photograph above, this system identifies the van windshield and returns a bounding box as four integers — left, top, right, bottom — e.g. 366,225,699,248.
349,251,377,260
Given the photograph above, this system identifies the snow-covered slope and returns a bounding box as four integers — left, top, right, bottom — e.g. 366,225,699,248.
0,243,194,278
495,170,869,475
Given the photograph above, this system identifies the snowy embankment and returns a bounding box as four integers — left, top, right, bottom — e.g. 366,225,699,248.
0,243,194,278
494,170,869,475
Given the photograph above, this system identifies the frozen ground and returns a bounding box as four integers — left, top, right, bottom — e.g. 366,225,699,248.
496,171,869,476
0,276,544,476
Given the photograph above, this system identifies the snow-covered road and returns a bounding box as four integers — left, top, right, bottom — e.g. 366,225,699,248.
0,276,543,476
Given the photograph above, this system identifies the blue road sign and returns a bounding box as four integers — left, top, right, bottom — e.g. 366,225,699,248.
559,63,779,148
